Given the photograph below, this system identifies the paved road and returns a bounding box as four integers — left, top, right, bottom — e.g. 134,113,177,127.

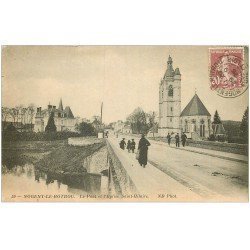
111,134,248,201
107,136,202,201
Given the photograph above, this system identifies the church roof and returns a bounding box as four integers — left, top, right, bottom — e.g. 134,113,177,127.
64,106,74,118
181,94,211,117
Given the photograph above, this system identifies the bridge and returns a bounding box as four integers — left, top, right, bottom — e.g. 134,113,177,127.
106,133,248,202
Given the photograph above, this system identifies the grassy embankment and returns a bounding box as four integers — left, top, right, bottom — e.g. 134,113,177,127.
2,139,106,174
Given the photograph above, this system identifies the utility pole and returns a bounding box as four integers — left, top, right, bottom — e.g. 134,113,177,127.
101,102,103,124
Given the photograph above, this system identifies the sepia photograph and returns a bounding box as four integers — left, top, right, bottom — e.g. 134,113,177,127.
1,45,249,202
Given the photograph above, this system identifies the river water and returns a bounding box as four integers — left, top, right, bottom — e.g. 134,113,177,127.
2,164,109,201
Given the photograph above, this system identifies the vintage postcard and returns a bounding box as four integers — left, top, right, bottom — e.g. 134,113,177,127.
1,45,249,202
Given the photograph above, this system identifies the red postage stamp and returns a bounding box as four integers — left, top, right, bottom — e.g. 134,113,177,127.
209,47,248,98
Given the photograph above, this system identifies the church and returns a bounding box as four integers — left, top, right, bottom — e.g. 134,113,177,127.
34,98,77,132
158,56,212,139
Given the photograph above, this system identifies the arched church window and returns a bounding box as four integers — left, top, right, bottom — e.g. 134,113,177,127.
192,119,196,132
168,85,173,97
184,120,188,132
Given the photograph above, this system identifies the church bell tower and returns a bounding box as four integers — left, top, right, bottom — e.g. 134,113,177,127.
158,56,181,136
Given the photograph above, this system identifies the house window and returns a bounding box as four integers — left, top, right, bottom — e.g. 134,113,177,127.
170,107,173,112
170,118,172,122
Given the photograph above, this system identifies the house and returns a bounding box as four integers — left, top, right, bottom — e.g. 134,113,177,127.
34,98,77,132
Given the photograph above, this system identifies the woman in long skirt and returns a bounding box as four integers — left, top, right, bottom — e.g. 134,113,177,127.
138,134,151,168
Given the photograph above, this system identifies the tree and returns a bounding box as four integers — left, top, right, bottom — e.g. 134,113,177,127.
75,122,96,136
213,110,222,124
16,105,24,124
147,111,157,129
27,104,35,125
126,107,148,134
239,107,248,141
9,107,19,125
45,112,57,132
1,107,10,122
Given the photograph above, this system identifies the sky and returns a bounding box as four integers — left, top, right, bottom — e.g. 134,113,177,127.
2,46,248,123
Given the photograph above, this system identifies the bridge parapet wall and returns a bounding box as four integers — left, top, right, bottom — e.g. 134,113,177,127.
106,140,137,195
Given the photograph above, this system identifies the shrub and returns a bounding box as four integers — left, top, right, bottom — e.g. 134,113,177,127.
208,134,215,141
75,122,97,136
227,136,248,144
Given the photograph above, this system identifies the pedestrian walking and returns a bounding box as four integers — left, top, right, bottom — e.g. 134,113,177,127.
119,138,126,150
175,133,180,147
130,139,136,153
138,134,151,168
181,132,187,147
127,140,131,153
167,133,171,146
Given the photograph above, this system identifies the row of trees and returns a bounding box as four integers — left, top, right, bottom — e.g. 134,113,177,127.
126,107,157,134
2,105,35,125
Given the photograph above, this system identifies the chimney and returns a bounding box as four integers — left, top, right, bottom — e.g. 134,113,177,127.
37,107,39,113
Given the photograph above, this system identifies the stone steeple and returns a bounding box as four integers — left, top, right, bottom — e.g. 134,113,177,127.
58,98,63,111
164,55,175,78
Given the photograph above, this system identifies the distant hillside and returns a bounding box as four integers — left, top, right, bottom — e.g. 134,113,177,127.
222,120,241,137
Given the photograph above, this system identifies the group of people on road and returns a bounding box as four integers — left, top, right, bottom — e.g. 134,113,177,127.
119,138,136,153
118,132,187,169
167,132,187,147
119,134,151,168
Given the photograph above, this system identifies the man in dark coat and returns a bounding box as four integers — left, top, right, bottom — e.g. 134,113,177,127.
130,139,136,153
175,133,180,147
181,132,187,147
119,138,126,150
167,133,171,146
138,134,151,168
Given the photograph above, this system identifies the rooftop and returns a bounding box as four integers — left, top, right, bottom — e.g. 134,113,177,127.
181,94,211,117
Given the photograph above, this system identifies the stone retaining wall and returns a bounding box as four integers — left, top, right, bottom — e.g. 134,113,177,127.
68,136,104,146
